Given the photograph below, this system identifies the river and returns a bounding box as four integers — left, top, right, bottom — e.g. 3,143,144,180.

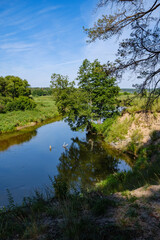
0,118,132,206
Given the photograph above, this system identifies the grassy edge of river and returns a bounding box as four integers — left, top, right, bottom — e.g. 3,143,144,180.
0,96,60,134
1,182,160,239
92,109,160,193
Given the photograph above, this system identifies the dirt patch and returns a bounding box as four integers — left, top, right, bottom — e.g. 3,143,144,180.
113,112,160,149
16,122,37,130
108,185,160,239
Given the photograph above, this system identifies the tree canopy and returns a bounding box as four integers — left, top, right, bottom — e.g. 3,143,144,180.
0,76,35,112
84,0,160,107
77,59,120,120
50,60,119,130
0,75,31,99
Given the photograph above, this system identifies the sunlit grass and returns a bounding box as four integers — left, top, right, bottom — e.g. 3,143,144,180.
118,94,160,113
0,96,59,133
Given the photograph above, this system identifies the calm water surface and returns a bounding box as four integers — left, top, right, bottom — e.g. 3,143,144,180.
0,119,132,206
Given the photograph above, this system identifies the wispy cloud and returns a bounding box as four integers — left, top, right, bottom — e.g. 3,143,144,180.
0,42,35,52
38,5,62,14
53,59,84,67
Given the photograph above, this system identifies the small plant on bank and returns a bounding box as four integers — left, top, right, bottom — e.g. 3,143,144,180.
150,130,160,142
126,207,138,218
126,129,143,155
49,175,69,200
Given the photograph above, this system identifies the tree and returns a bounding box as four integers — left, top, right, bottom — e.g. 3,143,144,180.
0,75,31,99
50,61,119,131
77,59,120,120
0,76,35,112
84,0,160,108
50,73,91,130
50,73,76,115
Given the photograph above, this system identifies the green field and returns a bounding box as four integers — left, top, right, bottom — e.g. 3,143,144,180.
118,94,160,113
0,96,59,133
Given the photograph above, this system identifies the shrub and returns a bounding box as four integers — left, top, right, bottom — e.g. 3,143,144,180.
51,175,69,199
0,104,5,113
127,130,143,155
150,130,160,142
5,96,36,112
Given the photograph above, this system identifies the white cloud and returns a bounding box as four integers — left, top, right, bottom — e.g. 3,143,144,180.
38,5,62,14
0,42,36,52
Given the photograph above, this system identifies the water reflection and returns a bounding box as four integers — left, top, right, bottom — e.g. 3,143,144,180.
56,135,132,191
0,116,61,152
0,130,37,151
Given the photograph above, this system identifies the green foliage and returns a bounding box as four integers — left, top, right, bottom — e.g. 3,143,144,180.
105,116,134,143
77,59,120,119
0,75,31,99
60,214,99,240
126,207,138,218
6,189,15,209
121,191,138,203
50,73,92,131
0,75,37,113
5,96,36,111
50,73,76,114
97,150,160,195
50,60,120,131
117,94,160,114
150,130,160,142
91,197,116,216
0,104,5,113
51,175,69,200
31,87,52,96
127,130,143,155
0,96,59,133
91,114,118,137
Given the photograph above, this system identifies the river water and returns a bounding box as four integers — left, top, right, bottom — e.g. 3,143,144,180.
0,119,132,206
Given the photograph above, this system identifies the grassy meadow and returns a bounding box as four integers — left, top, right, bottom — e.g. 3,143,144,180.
118,93,160,113
0,96,59,133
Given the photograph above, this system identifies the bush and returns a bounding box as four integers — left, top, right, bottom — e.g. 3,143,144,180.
150,130,160,142
127,130,143,155
5,96,36,112
0,104,5,113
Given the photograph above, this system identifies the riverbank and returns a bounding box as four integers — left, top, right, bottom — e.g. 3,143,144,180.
0,96,59,133
1,183,160,240
96,112,160,154
91,99,160,195
92,94,160,156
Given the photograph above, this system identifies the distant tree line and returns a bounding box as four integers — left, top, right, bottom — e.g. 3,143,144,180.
31,87,52,96
120,89,136,94
0,76,36,113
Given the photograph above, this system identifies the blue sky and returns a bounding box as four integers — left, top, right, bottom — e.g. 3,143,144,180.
0,0,133,87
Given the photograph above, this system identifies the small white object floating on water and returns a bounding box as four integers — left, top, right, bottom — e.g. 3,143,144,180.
49,145,52,151
63,142,68,148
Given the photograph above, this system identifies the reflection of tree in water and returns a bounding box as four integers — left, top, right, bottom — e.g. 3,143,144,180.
0,130,37,151
56,136,121,190
64,116,89,132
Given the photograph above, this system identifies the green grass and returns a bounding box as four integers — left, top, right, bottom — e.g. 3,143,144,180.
96,151,160,195
93,114,134,144
118,94,160,113
0,96,59,133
